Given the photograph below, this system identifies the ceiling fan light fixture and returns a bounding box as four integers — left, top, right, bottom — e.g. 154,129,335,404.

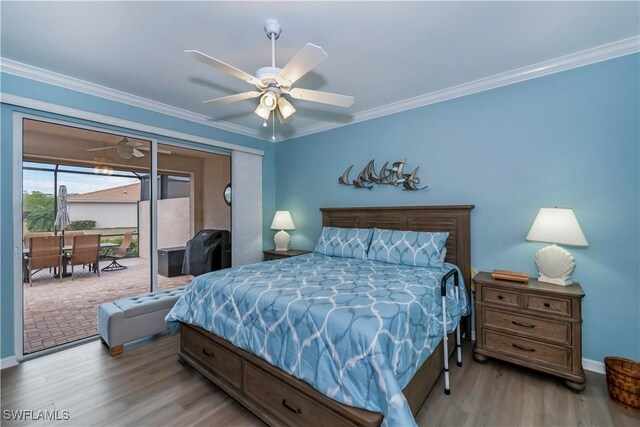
93,165,114,175
277,97,296,119
260,92,278,111
255,104,271,120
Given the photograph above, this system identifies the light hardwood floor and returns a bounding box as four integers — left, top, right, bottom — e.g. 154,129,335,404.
2,335,638,427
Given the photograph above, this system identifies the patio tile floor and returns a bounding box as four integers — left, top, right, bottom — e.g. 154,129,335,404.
23,257,193,354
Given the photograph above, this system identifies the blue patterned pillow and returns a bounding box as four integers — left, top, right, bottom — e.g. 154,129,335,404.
368,228,449,268
314,227,373,259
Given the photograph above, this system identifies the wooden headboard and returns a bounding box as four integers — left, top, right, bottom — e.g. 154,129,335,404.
320,205,475,300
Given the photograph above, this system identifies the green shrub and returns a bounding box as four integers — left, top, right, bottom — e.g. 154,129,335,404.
26,206,54,232
70,220,97,230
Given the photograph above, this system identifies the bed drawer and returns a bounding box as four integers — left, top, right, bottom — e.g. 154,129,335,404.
482,307,571,345
182,326,242,389
245,364,354,427
482,329,571,371
525,293,572,318
481,287,520,308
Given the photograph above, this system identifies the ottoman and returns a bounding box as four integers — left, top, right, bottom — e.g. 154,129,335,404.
98,287,185,356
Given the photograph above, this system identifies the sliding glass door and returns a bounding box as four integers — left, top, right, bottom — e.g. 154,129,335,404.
155,143,231,290
21,119,153,354
20,118,232,356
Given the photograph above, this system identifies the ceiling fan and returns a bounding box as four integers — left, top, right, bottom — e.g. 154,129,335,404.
86,137,172,160
186,19,354,139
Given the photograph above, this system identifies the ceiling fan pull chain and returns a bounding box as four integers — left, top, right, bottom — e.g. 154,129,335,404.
272,114,276,141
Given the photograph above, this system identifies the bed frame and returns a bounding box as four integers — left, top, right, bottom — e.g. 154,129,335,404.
178,205,474,427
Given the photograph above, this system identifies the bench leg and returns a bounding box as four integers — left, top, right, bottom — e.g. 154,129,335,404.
109,345,124,356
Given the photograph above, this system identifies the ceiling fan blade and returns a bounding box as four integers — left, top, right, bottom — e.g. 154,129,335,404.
278,43,327,84
85,146,117,152
287,88,354,108
132,149,145,158
185,50,262,86
136,147,173,155
202,91,262,106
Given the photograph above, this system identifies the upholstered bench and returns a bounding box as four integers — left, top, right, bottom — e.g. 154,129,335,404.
98,287,185,356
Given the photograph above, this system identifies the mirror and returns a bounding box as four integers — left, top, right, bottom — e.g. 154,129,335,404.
223,183,231,206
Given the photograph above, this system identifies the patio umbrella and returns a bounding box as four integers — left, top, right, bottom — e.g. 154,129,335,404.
54,185,71,238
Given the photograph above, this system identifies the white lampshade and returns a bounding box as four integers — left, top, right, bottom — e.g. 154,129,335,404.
277,97,296,119
270,211,295,230
254,104,271,120
260,92,278,111
526,208,588,247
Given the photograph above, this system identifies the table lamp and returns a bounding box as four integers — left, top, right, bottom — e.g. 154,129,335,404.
525,207,588,286
271,211,295,251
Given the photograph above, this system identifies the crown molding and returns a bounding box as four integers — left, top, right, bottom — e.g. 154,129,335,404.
2,36,638,143
1,93,264,156
288,36,640,141
0,58,265,141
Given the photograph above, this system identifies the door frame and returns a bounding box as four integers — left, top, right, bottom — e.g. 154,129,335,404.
9,95,259,362
13,112,159,360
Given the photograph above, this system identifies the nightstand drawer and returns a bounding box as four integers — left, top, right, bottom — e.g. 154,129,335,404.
483,329,571,371
525,294,572,317
483,307,571,345
482,287,519,308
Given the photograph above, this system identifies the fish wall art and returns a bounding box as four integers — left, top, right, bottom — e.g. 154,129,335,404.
338,159,427,190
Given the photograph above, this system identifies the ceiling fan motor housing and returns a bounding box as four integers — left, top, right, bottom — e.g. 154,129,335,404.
255,66,281,83
263,19,282,39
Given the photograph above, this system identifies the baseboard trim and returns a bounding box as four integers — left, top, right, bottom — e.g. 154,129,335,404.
0,356,18,370
582,358,605,374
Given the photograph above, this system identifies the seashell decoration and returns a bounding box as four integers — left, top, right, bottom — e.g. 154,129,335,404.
534,244,576,283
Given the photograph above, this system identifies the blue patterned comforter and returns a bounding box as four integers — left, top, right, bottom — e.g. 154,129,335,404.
166,253,468,426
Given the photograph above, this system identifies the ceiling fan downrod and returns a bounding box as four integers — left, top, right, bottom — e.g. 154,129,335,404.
264,19,281,68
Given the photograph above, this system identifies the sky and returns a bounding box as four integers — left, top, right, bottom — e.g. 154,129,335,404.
23,163,140,195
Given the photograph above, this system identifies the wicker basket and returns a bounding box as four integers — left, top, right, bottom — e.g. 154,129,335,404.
604,356,640,412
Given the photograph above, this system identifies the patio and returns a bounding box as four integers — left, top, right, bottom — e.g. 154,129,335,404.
23,257,193,354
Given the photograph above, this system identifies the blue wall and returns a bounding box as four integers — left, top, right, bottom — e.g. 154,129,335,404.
275,54,640,362
2,54,638,363
0,73,276,358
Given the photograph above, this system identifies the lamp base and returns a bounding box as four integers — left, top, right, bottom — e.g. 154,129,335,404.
537,276,573,286
274,230,291,251
534,244,576,287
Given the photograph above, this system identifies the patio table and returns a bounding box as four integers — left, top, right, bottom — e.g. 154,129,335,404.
23,242,120,281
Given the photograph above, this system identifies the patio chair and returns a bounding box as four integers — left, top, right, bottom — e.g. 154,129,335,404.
67,234,101,280
26,235,63,286
102,231,133,272
23,232,52,250
63,231,85,248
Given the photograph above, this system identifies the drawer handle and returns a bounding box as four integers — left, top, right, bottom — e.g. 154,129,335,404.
282,399,302,414
202,348,215,358
497,295,504,300
512,320,535,328
544,302,551,308
512,343,536,352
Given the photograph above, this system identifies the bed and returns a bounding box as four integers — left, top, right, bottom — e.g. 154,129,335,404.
167,205,474,427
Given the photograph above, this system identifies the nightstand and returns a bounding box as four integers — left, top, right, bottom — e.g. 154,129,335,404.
473,271,586,391
263,249,311,261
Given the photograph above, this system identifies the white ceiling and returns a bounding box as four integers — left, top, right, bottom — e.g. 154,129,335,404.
2,1,639,141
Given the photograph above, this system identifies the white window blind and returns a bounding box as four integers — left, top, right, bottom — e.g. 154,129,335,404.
231,151,263,266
